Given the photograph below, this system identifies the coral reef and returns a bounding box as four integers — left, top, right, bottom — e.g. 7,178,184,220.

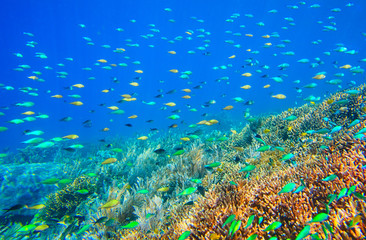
38,176,97,221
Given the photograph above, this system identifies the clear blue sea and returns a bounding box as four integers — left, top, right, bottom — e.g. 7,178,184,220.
1,0,365,151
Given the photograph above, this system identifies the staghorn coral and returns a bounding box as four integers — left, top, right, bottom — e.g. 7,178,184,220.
38,176,97,221
163,122,366,239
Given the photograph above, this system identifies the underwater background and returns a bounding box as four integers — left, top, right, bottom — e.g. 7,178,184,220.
0,0,366,239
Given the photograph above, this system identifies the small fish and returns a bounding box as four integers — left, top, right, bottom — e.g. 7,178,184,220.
100,199,119,209
93,216,108,224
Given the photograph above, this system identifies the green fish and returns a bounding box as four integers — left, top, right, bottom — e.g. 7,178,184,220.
179,187,197,196
8,119,24,124
278,182,296,194
173,149,185,156
229,220,241,238
223,214,236,227
22,137,44,144
281,153,295,161
239,165,256,172
322,174,337,181
120,221,139,229
217,136,228,141
295,225,310,240
247,234,258,240
168,114,180,120
137,189,149,194
18,224,37,233
76,224,91,235
254,137,266,145
190,179,202,184
41,178,60,184
263,221,282,231
110,110,125,115
178,231,191,240
256,145,271,152
284,115,297,121
205,162,221,168
58,179,72,185
111,148,123,153
25,130,45,136
22,117,36,122
36,114,49,119
188,134,200,139
86,173,97,177
16,101,35,107
68,144,84,149
308,213,328,223
76,189,89,194
35,141,55,148
244,215,255,229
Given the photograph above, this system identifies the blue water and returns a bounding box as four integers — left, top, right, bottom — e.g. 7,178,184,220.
0,0,365,151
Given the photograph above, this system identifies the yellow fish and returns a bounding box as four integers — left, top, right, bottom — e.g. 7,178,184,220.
102,128,110,132
62,134,79,140
271,94,286,99
241,85,251,90
245,33,253,37
110,64,117,67
223,105,234,110
108,106,119,110
101,89,109,93
208,119,219,124
339,64,351,69
168,51,176,54
22,111,35,115
101,158,117,164
26,204,46,210
228,55,236,59
165,102,176,107
157,187,170,192
242,72,252,77
182,95,191,99
130,82,139,87
70,101,83,106
124,97,137,101
185,31,192,35
197,120,208,125
262,35,270,38
100,199,119,209
169,69,179,73
34,225,49,232
121,94,132,98
327,99,334,104
263,129,270,134
180,137,190,141
288,126,293,131
312,74,326,80
210,233,220,240
51,94,63,98
135,70,143,73
138,136,148,140
301,132,307,136
128,115,138,119
230,129,237,134
233,146,244,152
264,42,272,46
246,49,251,52
97,59,107,63
182,89,191,93
263,84,270,88
72,84,84,88
28,76,38,80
